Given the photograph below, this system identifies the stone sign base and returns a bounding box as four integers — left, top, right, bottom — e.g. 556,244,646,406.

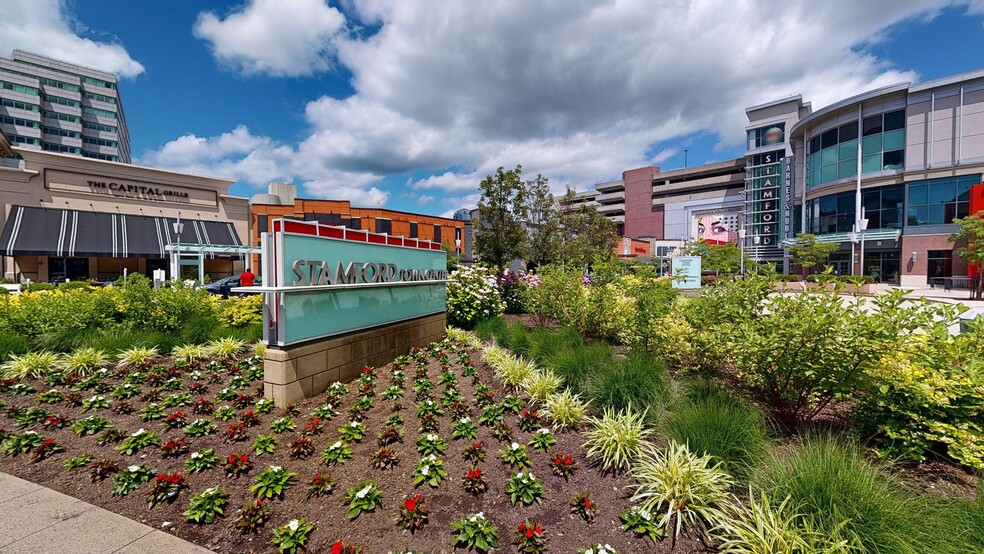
263,313,446,405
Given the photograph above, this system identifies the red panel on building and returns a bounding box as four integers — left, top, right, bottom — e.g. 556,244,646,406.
969,183,984,278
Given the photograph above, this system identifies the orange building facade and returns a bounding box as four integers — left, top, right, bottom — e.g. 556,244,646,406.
250,197,465,258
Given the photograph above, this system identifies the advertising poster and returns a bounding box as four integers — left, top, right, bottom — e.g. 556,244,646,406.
691,210,740,245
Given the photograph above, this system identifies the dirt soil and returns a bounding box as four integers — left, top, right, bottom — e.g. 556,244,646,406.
0,340,705,553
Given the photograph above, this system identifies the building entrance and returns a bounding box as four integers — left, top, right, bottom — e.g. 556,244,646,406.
49,257,88,282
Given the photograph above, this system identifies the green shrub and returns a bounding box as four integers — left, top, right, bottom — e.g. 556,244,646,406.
527,326,582,366
473,317,507,342
2,350,60,379
524,265,585,329
713,489,854,553
667,382,770,481
584,351,672,423
724,289,951,430
854,321,984,470
545,341,611,397
179,313,221,345
25,283,56,292
630,440,738,549
58,281,91,291
582,405,653,474
61,347,109,376
542,389,590,429
0,329,28,361
756,436,922,553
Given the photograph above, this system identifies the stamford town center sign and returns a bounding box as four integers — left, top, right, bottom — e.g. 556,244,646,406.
290,260,447,286
255,218,448,346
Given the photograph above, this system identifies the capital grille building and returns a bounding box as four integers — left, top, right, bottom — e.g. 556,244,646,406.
577,67,984,286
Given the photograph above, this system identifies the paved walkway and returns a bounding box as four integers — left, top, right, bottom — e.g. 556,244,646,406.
0,472,212,553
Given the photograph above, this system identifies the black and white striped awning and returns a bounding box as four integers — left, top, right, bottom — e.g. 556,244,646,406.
1,205,243,258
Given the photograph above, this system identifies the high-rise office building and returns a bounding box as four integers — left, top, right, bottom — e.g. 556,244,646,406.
0,50,130,163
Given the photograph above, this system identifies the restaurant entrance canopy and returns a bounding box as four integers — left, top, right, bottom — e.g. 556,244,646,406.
0,205,244,259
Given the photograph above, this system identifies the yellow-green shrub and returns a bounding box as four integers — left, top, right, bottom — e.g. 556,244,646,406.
216,294,263,327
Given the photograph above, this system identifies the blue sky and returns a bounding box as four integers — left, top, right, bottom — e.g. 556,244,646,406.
2,1,984,215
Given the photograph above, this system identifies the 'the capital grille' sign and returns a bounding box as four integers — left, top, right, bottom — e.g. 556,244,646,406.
87,180,190,199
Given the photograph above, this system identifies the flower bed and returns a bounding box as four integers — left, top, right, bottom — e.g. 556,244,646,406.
0,336,683,552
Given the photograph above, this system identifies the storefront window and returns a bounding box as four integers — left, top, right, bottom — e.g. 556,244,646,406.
805,184,903,235
906,174,981,226
927,250,952,280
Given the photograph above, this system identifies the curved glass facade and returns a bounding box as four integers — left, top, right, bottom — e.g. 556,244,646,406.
806,109,905,189
804,184,903,234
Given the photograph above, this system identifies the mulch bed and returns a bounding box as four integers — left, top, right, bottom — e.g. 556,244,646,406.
0,339,702,553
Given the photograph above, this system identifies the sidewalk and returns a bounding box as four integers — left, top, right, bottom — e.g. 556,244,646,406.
0,472,212,553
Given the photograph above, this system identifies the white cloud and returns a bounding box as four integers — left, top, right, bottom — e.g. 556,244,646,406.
194,0,346,77
155,1,984,209
416,195,435,206
0,0,144,78
138,125,388,207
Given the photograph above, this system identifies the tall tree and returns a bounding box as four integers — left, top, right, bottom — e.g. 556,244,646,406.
520,173,560,270
949,213,984,299
475,166,527,278
556,188,618,269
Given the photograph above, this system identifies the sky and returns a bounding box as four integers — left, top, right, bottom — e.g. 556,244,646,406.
1,1,984,217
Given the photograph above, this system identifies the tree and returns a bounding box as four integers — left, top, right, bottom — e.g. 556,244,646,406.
519,173,560,270
685,241,744,274
555,188,618,269
788,233,839,275
949,212,984,299
475,166,527,279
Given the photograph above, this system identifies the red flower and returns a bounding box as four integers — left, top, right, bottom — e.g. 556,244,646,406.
584,499,592,509
404,498,417,511
228,454,237,464
526,529,534,538
474,442,482,449
518,523,526,532
534,524,542,534
565,456,572,465
473,469,481,477
240,454,250,463
331,541,344,554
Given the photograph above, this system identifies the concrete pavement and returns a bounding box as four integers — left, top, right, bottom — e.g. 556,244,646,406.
0,472,212,553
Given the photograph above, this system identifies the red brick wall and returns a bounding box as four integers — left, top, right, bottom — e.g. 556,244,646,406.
900,235,967,281
622,166,662,238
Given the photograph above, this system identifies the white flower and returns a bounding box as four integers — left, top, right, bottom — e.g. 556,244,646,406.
426,433,438,441
331,441,342,450
516,471,524,479
420,465,430,476
191,452,200,459
459,417,471,424
25,431,37,435
88,395,98,401
127,465,140,472
132,428,146,436
536,428,550,435
205,486,216,494
356,485,372,499
270,465,282,472
511,442,520,450
287,519,299,532
49,389,58,393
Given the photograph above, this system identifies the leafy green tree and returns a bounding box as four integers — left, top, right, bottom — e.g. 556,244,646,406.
475,166,528,279
949,213,984,299
556,188,618,269
686,242,744,274
788,233,838,275
520,173,560,270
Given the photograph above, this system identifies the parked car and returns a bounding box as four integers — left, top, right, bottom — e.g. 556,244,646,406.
203,275,262,297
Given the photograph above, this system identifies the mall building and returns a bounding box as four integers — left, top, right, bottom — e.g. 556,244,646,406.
249,183,468,259
0,132,250,283
582,67,984,285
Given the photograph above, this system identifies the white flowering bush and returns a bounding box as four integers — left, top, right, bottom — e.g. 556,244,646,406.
446,266,505,329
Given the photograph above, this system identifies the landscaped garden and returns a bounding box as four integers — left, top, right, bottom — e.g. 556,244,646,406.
0,264,981,553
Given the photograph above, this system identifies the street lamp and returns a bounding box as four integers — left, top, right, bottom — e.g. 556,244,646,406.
738,228,747,276
848,227,858,276
857,210,869,280
171,211,184,280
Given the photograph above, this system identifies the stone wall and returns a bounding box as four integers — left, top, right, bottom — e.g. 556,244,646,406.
263,313,446,405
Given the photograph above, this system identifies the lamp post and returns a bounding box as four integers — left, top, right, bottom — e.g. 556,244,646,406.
857,210,869,279
848,226,857,276
171,211,184,280
738,228,747,277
